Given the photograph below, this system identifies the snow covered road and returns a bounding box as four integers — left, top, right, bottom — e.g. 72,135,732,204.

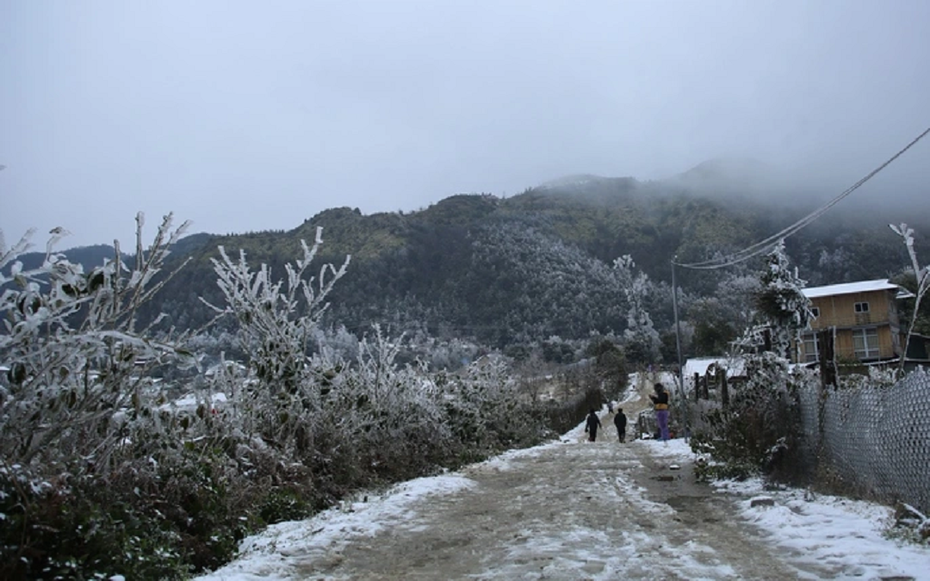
195,423,930,581
196,372,929,581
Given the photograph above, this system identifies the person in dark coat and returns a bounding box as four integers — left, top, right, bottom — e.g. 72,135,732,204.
584,409,602,442
613,407,627,442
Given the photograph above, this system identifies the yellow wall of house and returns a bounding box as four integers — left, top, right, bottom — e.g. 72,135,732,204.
830,327,896,361
796,289,901,362
810,290,895,330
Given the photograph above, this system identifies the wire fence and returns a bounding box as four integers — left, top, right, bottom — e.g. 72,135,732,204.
797,368,930,514
682,366,930,513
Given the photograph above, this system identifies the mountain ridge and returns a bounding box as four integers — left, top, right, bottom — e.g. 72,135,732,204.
10,166,928,354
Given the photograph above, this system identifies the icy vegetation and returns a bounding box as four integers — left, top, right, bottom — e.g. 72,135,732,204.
0,217,600,579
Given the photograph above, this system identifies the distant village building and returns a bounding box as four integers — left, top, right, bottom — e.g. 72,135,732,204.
683,356,746,388
796,279,918,366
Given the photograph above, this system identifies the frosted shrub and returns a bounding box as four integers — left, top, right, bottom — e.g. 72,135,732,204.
692,352,805,481
692,242,811,482
0,214,195,469
443,354,544,458
837,365,902,390
0,218,554,577
0,214,202,579
202,227,350,459
316,326,453,482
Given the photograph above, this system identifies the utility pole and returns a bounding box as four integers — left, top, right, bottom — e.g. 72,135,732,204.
671,257,689,438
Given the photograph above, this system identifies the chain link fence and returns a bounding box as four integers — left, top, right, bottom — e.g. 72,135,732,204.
797,368,930,514
683,364,930,513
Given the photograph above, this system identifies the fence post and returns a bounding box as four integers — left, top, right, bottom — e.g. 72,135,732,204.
814,329,835,480
721,373,729,410
818,329,836,389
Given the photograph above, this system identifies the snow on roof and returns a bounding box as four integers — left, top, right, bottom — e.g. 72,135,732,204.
683,356,745,377
802,279,902,299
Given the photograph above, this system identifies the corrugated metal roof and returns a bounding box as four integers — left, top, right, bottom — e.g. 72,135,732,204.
802,279,901,299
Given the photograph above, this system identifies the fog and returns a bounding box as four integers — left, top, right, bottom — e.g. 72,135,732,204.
1,1,928,248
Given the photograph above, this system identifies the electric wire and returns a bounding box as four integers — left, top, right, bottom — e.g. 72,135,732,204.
674,126,930,270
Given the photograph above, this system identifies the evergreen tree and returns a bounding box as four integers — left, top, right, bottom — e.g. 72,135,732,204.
754,240,813,356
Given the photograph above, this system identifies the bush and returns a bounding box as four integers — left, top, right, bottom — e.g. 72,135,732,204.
0,219,557,578
690,353,805,482
0,464,188,580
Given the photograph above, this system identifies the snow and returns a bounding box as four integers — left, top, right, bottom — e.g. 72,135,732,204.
194,474,477,581
160,392,228,412
802,278,905,299
537,174,604,190
683,356,746,378
195,431,930,581
649,439,930,580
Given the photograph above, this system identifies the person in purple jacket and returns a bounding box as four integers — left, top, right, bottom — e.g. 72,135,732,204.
649,383,670,441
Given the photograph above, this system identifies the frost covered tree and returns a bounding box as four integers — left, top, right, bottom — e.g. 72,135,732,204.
890,223,929,371
695,241,811,481
614,255,660,364
754,240,812,356
689,270,763,356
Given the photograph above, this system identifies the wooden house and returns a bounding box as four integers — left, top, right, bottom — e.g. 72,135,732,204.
796,279,915,365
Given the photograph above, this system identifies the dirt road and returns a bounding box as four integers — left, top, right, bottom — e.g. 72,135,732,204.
272,374,835,580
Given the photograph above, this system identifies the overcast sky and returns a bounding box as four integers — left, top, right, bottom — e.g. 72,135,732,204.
2,0,928,248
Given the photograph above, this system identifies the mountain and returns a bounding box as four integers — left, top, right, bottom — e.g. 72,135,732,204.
9,232,216,273
12,164,929,354
671,157,783,189
12,244,124,272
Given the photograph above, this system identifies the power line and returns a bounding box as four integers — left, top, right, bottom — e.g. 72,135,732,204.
675,126,930,271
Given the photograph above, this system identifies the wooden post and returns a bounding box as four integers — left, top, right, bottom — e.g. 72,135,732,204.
694,373,700,401
721,373,729,410
819,329,836,389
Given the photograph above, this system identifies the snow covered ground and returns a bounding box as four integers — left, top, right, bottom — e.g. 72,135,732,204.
646,440,930,580
195,430,930,581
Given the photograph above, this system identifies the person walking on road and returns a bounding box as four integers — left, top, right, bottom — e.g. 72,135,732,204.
649,383,670,441
584,409,602,442
613,407,627,442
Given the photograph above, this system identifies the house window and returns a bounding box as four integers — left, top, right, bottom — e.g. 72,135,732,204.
810,307,820,318
854,302,870,313
853,328,879,360
801,332,819,363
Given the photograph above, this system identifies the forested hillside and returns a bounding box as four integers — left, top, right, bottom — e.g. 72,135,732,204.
19,173,930,360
